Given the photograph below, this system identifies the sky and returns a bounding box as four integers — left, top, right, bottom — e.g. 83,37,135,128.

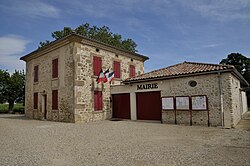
0,0,250,73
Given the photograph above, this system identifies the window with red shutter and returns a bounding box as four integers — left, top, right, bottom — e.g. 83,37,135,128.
34,93,38,109
34,65,38,82
130,65,135,78
93,56,102,76
52,90,58,110
94,91,102,111
52,58,58,78
114,61,120,78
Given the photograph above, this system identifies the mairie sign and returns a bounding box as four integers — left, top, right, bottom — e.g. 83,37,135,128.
137,83,158,90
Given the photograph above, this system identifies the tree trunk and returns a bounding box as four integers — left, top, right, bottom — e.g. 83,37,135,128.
8,101,14,113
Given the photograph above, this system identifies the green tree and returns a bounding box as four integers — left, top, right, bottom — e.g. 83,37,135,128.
39,23,138,52
0,70,25,112
220,53,250,83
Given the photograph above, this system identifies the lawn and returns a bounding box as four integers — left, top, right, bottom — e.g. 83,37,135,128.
0,103,24,114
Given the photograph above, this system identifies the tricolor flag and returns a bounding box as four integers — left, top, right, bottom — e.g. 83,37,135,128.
96,69,104,83
103,69,109,83
108,72,115,83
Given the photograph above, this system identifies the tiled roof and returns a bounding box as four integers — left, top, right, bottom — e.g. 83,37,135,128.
125,61,235,82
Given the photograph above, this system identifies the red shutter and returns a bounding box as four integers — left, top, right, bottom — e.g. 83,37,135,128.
114,61,120,78
98,91,102,110
52,90,58,110
93,56,102,76
130,65,135,78
34,93,38,109
94,91,102,111
34,65,38,82
52,58,58,78
94,91,98,111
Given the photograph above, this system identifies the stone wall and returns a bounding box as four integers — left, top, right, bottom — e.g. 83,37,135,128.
25,43,75,122
111,72,242,128
230,74,241,127
73,42,144,122
160,73,222,126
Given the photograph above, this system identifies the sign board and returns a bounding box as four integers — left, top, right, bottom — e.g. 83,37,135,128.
191,96,207,110
162,97,174,110
137,83,158,90
176,96,189,110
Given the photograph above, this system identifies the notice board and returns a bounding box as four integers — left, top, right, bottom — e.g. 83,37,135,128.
162,97,174,110
176,96,189,110
191,96,207,110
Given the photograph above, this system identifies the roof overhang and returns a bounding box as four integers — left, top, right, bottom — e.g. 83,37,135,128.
124,69,249,87
20,33,149,62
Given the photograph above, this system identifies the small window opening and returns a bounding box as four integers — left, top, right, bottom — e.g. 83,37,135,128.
189,80,197,87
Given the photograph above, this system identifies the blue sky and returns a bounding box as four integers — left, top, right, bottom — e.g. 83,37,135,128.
0,0,250,73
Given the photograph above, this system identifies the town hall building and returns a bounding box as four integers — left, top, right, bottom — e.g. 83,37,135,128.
21,33,249,128
21,33,148,123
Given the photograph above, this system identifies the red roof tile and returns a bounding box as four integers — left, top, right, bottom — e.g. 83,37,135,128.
125,61,234,82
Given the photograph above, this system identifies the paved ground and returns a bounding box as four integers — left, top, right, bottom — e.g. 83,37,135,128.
0,114,250,166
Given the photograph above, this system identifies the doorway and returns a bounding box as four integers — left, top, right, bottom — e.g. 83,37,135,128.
136,91,162,121
42,94,47,119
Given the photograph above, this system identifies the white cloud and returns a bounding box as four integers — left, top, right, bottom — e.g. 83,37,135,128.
0,35,30,56
0,55,25,73
179,0,250,21
0,35,30,72
0,0,60,18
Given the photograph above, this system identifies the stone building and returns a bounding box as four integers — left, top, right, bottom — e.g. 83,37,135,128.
111,62,249,128
20,33,148,122
21,33,248,128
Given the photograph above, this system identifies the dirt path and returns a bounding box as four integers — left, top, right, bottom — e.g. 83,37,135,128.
0,114,250,166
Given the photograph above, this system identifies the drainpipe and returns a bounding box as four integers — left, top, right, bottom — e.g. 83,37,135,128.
218,71,224,127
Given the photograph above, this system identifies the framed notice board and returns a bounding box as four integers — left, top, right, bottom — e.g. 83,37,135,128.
162,97,174,110
176,96,189,110
191,95,208,110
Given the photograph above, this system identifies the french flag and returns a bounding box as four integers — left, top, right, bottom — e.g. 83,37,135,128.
108,72,115,83
96,69,104,83
103,69,109,83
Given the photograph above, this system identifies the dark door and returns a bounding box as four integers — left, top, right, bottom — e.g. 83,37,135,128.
113,93,130,119
136,91,162,121
44,95,47,119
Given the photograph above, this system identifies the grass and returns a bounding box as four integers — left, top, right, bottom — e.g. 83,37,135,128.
0,103,24,114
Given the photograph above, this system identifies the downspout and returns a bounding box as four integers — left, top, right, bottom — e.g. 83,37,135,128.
218,71,224,127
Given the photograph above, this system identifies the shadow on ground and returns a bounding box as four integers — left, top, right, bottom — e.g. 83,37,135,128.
236,111,250,132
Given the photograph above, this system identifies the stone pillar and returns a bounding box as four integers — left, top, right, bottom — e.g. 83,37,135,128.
130,92,137,120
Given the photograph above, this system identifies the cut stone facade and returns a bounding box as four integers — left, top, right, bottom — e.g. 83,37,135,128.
21,34,147,123
73,42,145,122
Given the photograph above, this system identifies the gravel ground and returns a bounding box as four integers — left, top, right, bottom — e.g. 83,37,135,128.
0,114,250,166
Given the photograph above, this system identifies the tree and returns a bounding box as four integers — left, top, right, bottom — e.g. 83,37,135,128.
0,70,25,112
220,53,250,83
39,23,138,52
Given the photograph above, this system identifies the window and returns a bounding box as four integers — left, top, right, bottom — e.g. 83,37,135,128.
34,65,38,82
52,90,58,110
93,56,102,76
94,91,102,111
189,80,197,87
34,93,38,109
52,58,58,78
129,65,135,78
113,61,120,78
